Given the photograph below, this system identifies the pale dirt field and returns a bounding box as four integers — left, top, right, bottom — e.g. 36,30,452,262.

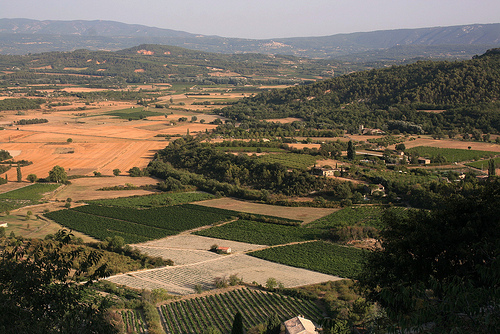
195,198,337,223
106,252,342,295
134,234,266,253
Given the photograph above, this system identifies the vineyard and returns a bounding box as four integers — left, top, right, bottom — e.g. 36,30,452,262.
406,146,497,162
195,220,325,245
88,191,215,208
307,206,387,230
120,309,148,334
45,204,237,243
159,288,324,334
465,156,500,169
44,209,172,243
249,241,366,278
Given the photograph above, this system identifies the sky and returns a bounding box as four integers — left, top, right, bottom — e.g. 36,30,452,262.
1,0,500,39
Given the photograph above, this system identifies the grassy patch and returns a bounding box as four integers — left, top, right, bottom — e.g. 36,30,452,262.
257,153,318,170
195,220,325,245
249,241,367,278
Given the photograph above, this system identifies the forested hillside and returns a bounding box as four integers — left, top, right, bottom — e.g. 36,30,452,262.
219,49,500,134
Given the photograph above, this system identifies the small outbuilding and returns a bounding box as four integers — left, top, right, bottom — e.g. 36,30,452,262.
284,316,318,334
417,157,431,165
216,246,231,254
311,167,336,177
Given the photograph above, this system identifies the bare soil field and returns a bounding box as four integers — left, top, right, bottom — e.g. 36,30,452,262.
400,137,500,153
135,234,266,253
196,198,337,223
52,176,160,201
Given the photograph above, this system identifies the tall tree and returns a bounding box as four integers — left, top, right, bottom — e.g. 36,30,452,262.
48,165,67,183
488,158,496,176
347,141,356,160
231,311,244,334
265,313,281,334
16,164,21,182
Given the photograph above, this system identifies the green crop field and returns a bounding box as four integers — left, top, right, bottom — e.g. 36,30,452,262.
88,192,215,208
307,206,387,230
257,153,318,170
0,183,60,212
249,241,367,278
406,146,497,162
195,220,325,246
45,204,237,243
159,288,324,334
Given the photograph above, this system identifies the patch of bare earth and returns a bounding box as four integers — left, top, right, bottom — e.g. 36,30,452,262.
51,176,161,202
265,117,303,124
196,198,337,224
401,137,500,153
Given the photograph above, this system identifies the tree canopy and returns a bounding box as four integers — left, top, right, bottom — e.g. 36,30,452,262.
359,179,500,332
0,230,116,334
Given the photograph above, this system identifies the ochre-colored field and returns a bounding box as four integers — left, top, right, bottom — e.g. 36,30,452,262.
0,106,218,180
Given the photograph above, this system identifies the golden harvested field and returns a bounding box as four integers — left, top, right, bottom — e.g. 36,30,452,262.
0,105,218,180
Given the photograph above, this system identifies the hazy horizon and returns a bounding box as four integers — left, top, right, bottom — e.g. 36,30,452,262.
2,0,500,39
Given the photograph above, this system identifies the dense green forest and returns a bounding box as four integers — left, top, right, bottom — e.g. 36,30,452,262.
218,49,500,134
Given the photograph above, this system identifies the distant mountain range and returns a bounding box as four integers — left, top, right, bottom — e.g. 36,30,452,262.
0,18,499,59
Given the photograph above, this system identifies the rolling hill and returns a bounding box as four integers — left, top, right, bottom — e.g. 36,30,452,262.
0,18,498,59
